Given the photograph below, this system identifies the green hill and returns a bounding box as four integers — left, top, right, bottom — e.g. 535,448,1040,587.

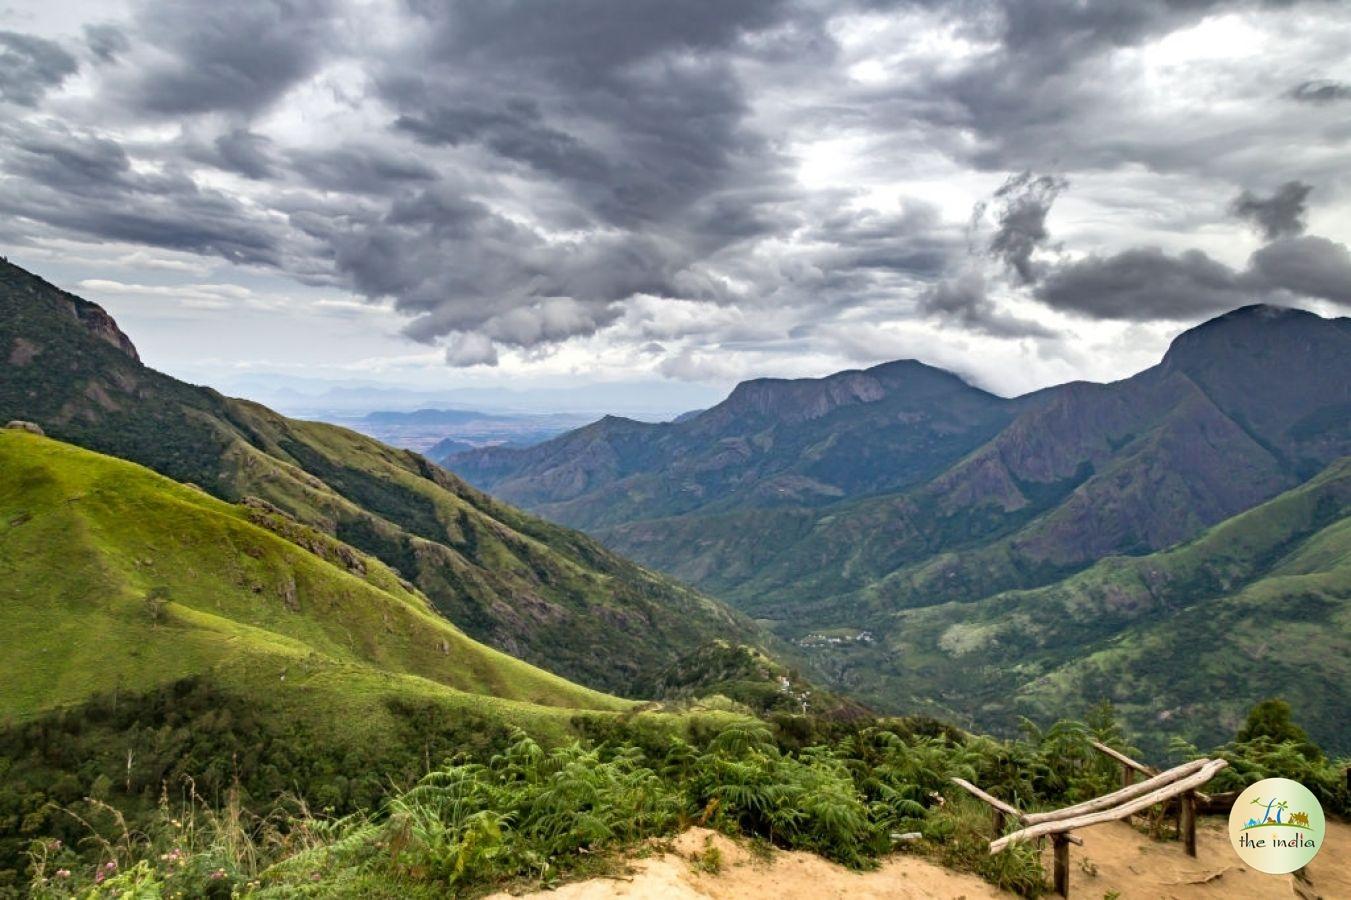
0,429,625,730
0,259,761,695
803,456,1351,754
0,429,763,891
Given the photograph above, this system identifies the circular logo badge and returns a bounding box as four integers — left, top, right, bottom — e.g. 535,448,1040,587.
1228,777,1325,874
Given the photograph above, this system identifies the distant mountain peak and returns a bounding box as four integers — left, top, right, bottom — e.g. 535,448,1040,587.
1163,302,1348,369
1173,302,1339,338
708,357,984,427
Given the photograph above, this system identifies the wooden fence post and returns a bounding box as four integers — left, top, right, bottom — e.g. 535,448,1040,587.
992,807,1006,836
1052,833,1071,897
1122,763,1133,790
1181,789,1197,857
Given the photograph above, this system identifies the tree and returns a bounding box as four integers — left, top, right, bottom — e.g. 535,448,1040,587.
1234,699,1318,756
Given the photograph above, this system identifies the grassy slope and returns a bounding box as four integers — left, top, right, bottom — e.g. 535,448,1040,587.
800,457,1351,754
0,259,761,695
0,431,628,741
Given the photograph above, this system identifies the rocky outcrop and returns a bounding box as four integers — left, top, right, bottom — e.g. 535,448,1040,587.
66,296,140,361
5,420,43,435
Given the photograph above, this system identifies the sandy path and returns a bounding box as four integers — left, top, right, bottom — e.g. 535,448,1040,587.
487,828,1005,899
490,818,1351,899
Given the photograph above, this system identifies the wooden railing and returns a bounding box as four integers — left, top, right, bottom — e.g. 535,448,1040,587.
950,752,1229,898
1089,740,1237,815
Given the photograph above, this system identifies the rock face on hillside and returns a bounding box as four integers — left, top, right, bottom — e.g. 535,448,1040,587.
5,420,43,435
0,262,140,361
68,295,140,360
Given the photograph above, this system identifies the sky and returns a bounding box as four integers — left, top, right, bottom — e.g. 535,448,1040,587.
2,0,1350,414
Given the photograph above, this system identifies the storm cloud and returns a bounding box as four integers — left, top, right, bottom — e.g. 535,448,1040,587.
1288,79,1351,104
1250,236,1351,305
1034,248,1254,320
0,0,1349,385
1035,232,1351,321
1231,181,1311,240
0,122,284,265
109,0,340,117
0,30,77,106
918,271,1056,338
984,171,1069,283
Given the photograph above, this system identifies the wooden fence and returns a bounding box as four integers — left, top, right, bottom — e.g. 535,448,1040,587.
951,746,1230,898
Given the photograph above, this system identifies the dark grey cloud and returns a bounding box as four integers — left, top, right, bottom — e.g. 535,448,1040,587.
918,270,1056,338
992,170,1347,322
1231,181,1311,240
983,171,1068,283
113,0,338,117
392,0,797,229
412,0,792,73
290,184,681,356
288,146,439,195
1250,235,1351,305
1033,232,1351,321
856,0,1332,179
0,30,78,106
83,24,130,63
900,175,1067,338
1288,79,1351,104
390,95,615,207
0,124,283,266
296,0,808,356
1034,247,1253,320
208,129,278,180
3,0,1350,373
810,200,958,282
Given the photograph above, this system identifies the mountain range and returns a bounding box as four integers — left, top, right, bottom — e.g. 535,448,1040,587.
449,303,1351,752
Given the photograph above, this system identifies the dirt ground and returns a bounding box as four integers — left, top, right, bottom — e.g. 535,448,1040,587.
488,817,1351,899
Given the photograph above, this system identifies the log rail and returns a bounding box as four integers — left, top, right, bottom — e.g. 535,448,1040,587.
949,753,1230,898
988,759,1228,853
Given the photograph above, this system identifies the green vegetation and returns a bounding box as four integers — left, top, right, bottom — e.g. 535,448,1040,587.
3,263,1349,899
634,641,870,719
0,430,762,893
798,458,1351,754
15,699,1342,899
0,260,764,695
0,430,626,719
